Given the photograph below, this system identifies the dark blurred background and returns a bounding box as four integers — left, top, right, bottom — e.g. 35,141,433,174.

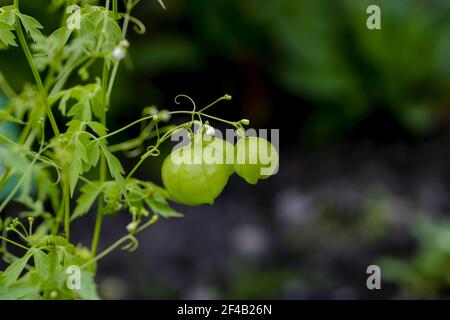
2,0,450,299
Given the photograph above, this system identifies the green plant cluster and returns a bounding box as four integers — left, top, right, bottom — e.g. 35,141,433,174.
0,0,277,299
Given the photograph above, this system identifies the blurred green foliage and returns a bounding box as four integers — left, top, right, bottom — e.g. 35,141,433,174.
258,0,450,141
126,0,450,143
2,0,450,144
381,216,450,298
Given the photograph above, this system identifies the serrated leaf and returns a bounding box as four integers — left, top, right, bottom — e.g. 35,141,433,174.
0,6,17,25
66,119,83,133
58,90,71,115
46,27,72,53
71,182,102,221
74,138,88,163
17,13,43,43
68,97,91,121
0,21,17,47
85,140,101,168
145,193,183,218
68,153,83,197
33,249,51,280
90,85,103,119
94,13,122,54
101,145,125,191
88,121,107,137
1,252,32,286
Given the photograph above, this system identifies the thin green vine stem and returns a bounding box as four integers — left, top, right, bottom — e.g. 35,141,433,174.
113,0,118,20
82,214,158,269
0,169,13,194
63,173,70,241
125,123,187,179
14,0,60,137
199,113,240,128
198,94,232,113
90,61,110,258
106,0,133,98
0,236,28,250
93,110,208,143
90,0,113,257
51,186,65,236
108,124,175,153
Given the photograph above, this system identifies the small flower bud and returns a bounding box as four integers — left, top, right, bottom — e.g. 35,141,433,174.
159,110,171,122
140,208,149,217
112,46,127,60
126,221,138,233
240,119,250,126
204,125,215,136
50,290,59,299
145,106,159,116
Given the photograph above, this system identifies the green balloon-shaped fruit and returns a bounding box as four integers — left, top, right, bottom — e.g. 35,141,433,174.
162,139,231,206
234,136,279,184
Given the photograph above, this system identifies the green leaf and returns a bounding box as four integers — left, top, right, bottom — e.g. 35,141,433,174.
145,193,182,218
77,270,99,300
85,140,101,168
58,90,71,116
37,235,69,248
87,121,107,137
0,109,25,124
0,282,41,300
68,97,91,121
68,152,83,197
101,145,125,192
66,119,83,133
90,85,103,119
17,13,43,43
1,252,32,286
74,137,88,163
71,182,103,221
103,181,121,215
94,13,122,54
0,6,17,25
33,249,51,280
0,21,17,47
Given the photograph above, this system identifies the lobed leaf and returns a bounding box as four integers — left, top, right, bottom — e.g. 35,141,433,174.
71,182,103,221
0,21,17,47
101,145,125,193
145,193,183,218
17,13,44,43
87,121,108,137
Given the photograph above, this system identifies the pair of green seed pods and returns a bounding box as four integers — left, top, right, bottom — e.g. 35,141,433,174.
161,135,279,206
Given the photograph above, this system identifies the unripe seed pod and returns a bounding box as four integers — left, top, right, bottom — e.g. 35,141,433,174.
161,139,231,206
234,136,279,184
